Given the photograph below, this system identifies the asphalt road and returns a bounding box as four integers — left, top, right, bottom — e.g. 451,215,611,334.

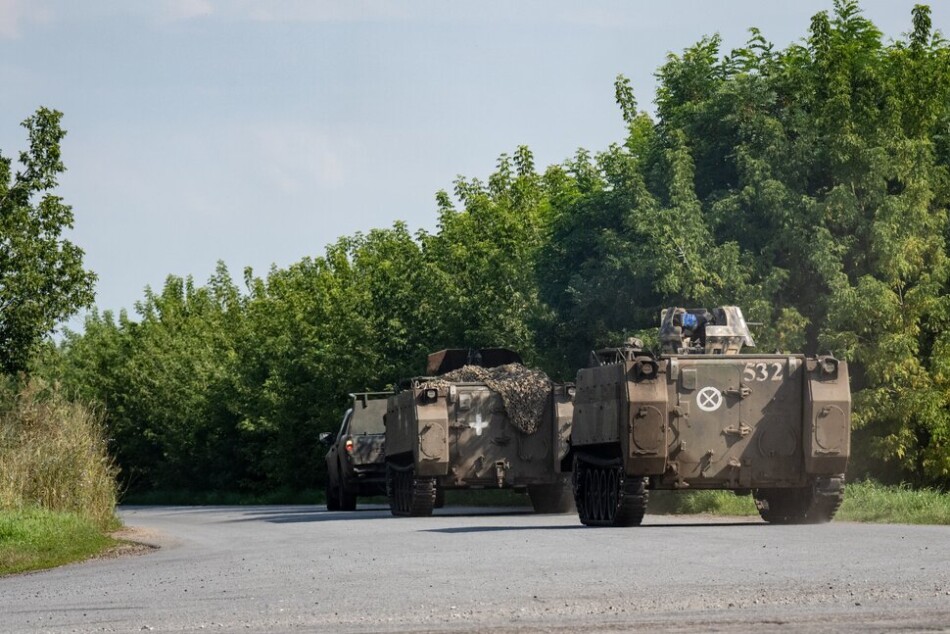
2,504,949,633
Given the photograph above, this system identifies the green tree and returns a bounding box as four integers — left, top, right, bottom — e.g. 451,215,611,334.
235,225,441,490
537,77,762,371
43,1,950,493
0,108,96,373
621,2,949,484
236,245,378,490
424,147,553,365
539,2,949,485
53,263,246,492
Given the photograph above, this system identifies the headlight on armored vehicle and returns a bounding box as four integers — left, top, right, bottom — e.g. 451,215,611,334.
820,357,839,378
344,438,354,454
422,387,438,403
631,359,658,381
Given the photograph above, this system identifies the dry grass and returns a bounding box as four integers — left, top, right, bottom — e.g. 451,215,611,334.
0,378,118,530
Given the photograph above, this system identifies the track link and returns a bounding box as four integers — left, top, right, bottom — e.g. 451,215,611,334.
755,475,845,524
387,463,436,517
573,455,648,527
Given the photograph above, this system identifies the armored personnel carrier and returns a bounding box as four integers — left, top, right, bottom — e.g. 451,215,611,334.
385,348,574,516
570,306,851,526
320,392,391,511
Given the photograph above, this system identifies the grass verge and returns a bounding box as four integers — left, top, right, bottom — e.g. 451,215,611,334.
648,489,759,516
0,507,117,576
647,480,950,524
836,480,950,524
1,378,121,575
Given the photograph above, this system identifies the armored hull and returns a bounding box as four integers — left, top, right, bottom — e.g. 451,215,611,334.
384,349,574,516
570,307,851,526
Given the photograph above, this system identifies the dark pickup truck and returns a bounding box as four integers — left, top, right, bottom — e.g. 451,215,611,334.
320,392,390,511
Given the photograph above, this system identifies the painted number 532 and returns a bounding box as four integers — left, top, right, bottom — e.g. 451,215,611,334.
742,362,783,382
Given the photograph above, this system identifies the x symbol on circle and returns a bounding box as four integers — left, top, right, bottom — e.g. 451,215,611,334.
697,387,723,412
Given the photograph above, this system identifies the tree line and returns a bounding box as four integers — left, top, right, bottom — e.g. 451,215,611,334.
5,1,948,493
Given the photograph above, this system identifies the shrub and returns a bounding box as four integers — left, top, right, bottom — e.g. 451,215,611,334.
0,377,118,529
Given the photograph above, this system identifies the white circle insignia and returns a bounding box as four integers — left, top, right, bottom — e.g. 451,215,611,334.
696,386,723,412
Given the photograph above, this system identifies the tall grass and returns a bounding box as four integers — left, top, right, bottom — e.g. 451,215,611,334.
0,378,118,530
648,489,759,516
837,480,950,524
646,481,950,524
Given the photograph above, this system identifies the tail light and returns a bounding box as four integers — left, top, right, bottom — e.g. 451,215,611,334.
344,438,354,454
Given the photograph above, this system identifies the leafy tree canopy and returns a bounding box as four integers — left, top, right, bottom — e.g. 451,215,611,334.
0,108,96,374
44,2,950,491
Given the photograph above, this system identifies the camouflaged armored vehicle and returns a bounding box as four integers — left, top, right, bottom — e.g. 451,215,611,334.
320,392,391,511
570,306,851,526
384,348,574,516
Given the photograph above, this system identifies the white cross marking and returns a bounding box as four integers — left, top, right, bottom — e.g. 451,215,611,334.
470,413,488,436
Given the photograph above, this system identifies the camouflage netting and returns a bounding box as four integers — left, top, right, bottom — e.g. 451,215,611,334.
424,363,552,435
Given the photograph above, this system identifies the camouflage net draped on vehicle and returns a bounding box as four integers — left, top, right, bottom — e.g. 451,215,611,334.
425,363,552,435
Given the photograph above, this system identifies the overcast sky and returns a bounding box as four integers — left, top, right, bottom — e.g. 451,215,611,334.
1,0,945,329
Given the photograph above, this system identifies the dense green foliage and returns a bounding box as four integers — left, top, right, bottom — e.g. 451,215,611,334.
40,2,950,494
539,2,950,485
0,109,96,374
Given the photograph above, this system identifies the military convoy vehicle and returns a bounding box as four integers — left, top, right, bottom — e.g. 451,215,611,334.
384,348,575,516
570,306,851,526
320,392,391,511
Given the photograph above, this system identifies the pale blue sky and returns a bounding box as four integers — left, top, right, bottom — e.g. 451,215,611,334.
1,1,944,328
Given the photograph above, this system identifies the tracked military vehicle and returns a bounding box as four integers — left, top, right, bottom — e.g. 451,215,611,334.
385,348,574,516
570,306,851,526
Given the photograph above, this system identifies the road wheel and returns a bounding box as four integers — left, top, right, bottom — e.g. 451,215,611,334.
386,464,400,515
612,471,649,526
574,455,648,527
387,463,435,517
325,478,341,511
339,479,357,511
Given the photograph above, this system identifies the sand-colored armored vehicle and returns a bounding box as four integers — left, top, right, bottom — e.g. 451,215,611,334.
571,306,851,526
320,392,391,511
385,348,574,516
